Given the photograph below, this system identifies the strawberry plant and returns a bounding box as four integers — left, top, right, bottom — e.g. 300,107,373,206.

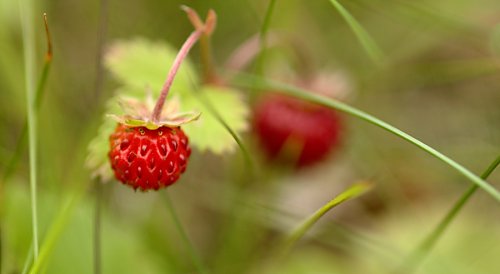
2,1,500,274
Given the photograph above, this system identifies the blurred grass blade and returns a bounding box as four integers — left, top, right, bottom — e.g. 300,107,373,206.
282,182,373,254
260,0,277,42
93,182,103,274
2,13,52,183
19,0,39,260
93,0,108,272
195,91,255,175
402,155,500,272
164,191,208,274
231,73,500,203
0,227,1,273
255,0,277,75
188,84,255,176
328,0,384,64
29,188,85,274
21,245,33,274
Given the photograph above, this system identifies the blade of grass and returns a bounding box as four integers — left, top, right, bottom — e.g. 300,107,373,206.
328,0,384,64
192,88,255,177
186,75,256,178
28,186,86,274
260,0,277,42
2,13,52,183
254,0,277,75
93,182,102,274
0,228,2,273
21,245,33,274
92,0,108,273
19,0,39,259
281,182,373,255
163,191,208,274
231,73,500,202
400,155,500,273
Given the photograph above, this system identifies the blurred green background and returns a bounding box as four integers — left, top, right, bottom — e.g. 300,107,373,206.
1,0,500,273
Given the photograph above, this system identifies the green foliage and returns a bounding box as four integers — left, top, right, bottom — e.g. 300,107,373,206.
181,85,249,154
86,39,249,181
86,97,122,182
104,38,198,96
2,183,166,274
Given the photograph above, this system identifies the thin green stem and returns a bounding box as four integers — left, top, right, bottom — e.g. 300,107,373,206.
93,182,102,274
21,245,33,274
29,187,85,274
188,84,255,178
2,14,52,184
198,96,255,177
260,0,277,41
93,0,108,272
0,227,2,273
401,155,500,273
199,35,216,83
163,191,207,274
20,0,39,260
328,0,384,64
281,182,372,255
255,0,277,75
182,7,217,84
93,0,108,100
231,74,500,202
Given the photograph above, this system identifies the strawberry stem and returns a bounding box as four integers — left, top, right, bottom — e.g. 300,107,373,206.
182,7,218,84
151,29,203,122
200,31,217,84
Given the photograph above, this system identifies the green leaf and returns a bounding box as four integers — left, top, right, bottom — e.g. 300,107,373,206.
105,38,199,96
87,39,250,181
86,96,121,182
181,85,250,154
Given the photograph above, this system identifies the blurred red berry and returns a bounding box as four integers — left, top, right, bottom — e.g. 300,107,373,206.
109,124,191,191
253,94,342,167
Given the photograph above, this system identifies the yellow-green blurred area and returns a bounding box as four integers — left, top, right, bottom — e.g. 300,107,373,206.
1,0,500,273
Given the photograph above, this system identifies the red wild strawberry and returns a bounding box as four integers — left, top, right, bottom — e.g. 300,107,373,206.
109,125,191,191
106,95,199,191
105,8,217,191
253,94,342,167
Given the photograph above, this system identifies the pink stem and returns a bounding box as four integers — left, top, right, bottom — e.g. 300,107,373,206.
151,30,203,122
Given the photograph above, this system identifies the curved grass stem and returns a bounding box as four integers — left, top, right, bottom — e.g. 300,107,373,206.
281,182,373,256
231,74,500,202
400,155,500,273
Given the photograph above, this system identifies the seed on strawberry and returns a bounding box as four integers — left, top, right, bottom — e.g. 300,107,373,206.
109,124,191,191
253,94,342,167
